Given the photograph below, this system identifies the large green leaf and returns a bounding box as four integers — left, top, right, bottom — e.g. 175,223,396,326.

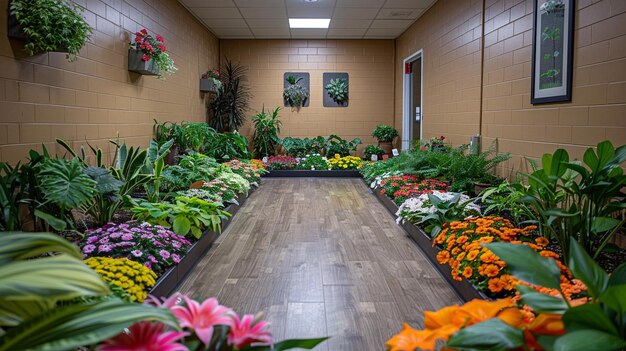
0,299,177,351
173,215,191,236
0,232,81,263
84,166,123,196
553,330,626,351
34,210,68,232
608,262,626,286
486,242,561,289
549,149,569,178
446,318,525,350
517,285,569,314
562,304,618,335
37,158,96,209
0,300,55,327
568,237,608,299
248,337,330,351
599,285,626,326
0,254,109,300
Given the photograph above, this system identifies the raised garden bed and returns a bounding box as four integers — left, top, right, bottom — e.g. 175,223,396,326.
367,182,487,302
149,188,254,297
263,169,361,178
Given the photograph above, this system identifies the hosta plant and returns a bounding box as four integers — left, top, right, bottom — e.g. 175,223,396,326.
10,0,92,61
80,222,192,275
325,78,348,104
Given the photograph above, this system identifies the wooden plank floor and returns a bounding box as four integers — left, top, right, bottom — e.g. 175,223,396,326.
177,178,461,350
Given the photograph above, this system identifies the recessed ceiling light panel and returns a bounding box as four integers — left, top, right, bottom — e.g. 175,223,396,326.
289,18,331,28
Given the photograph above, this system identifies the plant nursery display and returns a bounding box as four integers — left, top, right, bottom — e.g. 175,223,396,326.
328,155,363,170
252,106,282,158
129,28,177,78
207,59,251,132
9,0,92,61
298,154,330,170
283,74,310,109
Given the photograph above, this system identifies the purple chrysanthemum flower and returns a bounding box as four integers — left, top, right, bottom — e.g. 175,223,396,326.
132,250,143,257
83,244,96,254
159,250,171,259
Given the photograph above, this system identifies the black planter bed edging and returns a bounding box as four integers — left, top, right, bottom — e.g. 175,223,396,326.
366,181,488,302
149,188,256,297
263,170,361,177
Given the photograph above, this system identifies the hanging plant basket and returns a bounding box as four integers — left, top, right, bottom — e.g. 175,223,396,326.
200,78,220,93
128,48,160,76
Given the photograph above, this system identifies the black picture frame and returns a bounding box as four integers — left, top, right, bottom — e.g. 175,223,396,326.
283,72,310,108
323,72,349,107
531,0,575,104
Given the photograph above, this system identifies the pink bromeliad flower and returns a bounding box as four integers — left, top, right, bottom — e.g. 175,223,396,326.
98,321,188,351
146,293,184,309
227,314,273,349
171,296,232,346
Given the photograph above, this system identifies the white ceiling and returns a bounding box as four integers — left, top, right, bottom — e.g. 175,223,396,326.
178,0,437,39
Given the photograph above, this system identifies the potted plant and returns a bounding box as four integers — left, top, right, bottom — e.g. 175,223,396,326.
283,75,309,110
128,28,177,79
325,78,349,105
364,145,384,161
372,125,398,155
207,59,251,132
252,106,282,158
200,69,222,93
8,0,92,61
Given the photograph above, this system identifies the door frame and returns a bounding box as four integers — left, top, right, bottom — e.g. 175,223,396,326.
402,49,424,151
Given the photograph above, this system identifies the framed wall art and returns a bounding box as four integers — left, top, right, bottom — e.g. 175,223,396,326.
531,0,575,104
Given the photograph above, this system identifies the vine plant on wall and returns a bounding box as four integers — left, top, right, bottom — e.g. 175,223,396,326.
283,74,309,110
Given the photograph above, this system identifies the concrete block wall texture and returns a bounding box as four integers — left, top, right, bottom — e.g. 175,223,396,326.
220,39,396,153
0,0,219,165
396,0,626,176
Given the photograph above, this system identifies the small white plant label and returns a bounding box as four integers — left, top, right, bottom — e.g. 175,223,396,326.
371,155,378,161
392,149,399,156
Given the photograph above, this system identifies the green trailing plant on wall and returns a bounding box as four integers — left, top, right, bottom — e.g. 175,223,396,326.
10,0,92,61
325,78,349,104
207,59,251,133
252,106,282,158
283,75,309,109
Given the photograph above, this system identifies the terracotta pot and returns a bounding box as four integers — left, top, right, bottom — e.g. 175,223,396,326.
378,141,393,155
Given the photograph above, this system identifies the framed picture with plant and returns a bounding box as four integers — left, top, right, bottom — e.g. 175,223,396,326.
531,0,574,104
283,72,310,109
8,0,92,61
323,72,349,107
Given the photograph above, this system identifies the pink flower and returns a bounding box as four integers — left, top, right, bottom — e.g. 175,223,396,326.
171,296,232,346
157,43,166,52
227,314,272,349
146,292,184,309
156,35,164,42
98,321,188,351
142,54,150,62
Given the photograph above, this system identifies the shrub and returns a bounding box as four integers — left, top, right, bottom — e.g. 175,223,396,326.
80,222,192,275
252,107,282,157
84,257,157,302
372,125,398,142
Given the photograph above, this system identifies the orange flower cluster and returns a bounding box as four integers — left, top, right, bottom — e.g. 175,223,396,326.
250,159,266,171
386,298,566,351
434,216,539,296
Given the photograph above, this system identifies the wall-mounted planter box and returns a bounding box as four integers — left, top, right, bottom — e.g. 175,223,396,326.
283,72,310,108
323,72,349,107
368,182,488,302
149,188,255,297
128,49,160,76
263,169,361,178
200,78,219,93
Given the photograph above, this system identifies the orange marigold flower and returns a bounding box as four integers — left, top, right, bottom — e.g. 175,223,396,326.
451,247,461,255
488,277,505,293
462,266,473,279
477,236,494,244
437,250,451,264
480,252,498,263
540,250,560,259
535,236,549,247
456,252,466,262
456,235,468,245
466,250,480,261
475,226,489,234
479,264,500,277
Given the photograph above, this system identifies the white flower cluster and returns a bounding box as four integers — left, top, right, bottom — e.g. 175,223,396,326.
395,191,481,224
370,171,402,189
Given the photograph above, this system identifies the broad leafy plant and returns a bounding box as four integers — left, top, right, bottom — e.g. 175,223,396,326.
203,132,251,162
480,180,538,224
132,197,231,238
363,145,384,160
161,152,220,192
0,232,176,351
252,106,282,158
280,136,325,157
325,78,348,104
207,59,251,132
10,0,92,61
144,139,174,202
371,125,399,143
324,135,362,157
283,75,309,109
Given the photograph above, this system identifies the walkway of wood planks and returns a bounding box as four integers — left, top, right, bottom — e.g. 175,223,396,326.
177,178,461,350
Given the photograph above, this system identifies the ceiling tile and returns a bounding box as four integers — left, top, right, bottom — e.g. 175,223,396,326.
181,0,236,7
370,19,415,29
327,28,367,36
234,0,285,7
246,18,289,28
204,18,248,28
329,19,372,28
252,27,291,38
287,7,333,18
290,28,329,38
332,7,379,19
239,7,287,19
376,8,424,20
335,0,385,7
383,0,435,9
285,0,336,7
210,27,254,37
191,7,241,18
364,27,406,37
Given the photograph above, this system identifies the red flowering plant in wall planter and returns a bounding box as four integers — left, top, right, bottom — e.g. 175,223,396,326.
128,28,177,79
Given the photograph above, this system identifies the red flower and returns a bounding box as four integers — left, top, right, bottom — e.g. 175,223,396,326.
157,43,166,52
140,28,148,35
156,35,164,42
140,43,146,50
437,136,445,140
141,54,150,62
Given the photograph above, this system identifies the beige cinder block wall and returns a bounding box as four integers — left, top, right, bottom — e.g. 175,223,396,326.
220,39,395,152
0,0,219,165
396,0,626,176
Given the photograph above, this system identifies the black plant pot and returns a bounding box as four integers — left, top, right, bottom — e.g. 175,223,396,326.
128,49,160,76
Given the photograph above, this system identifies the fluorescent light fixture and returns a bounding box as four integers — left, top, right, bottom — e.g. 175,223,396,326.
289,18,330,28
